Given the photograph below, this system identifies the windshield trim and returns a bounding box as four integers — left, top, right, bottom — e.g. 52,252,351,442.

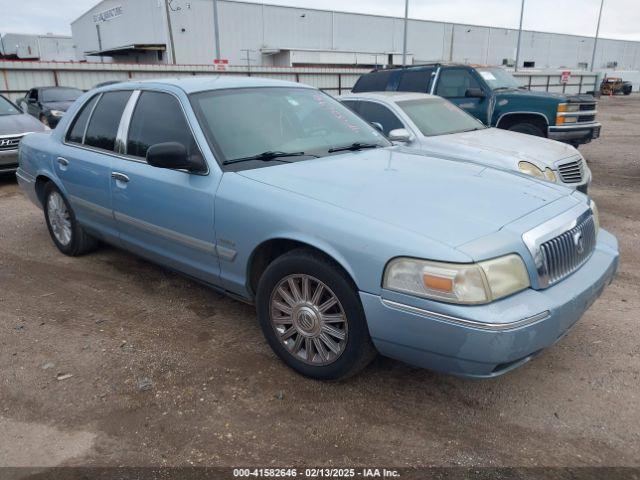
189,86,391,171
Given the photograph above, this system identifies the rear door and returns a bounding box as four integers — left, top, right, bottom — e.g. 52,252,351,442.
56,90,132,242
434,68,490,124
109,89,220,284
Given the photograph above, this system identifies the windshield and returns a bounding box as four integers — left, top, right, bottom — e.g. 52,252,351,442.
0,96,20,115
476,68,522,90
41,88,83,103
190,87,389,166
397,98,485,136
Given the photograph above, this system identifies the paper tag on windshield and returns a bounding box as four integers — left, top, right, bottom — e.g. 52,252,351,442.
479,71,496,81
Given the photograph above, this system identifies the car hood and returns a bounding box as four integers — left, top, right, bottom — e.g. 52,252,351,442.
0,113,46,135
238,148,570,247
417,127,578,169
42,101,75,112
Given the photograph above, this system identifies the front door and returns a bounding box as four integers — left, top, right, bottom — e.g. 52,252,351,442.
435,68,490,124
110,90,220,284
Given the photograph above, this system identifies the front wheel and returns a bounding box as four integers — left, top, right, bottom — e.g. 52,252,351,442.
43,183,99,256
507,122,545,137
256,250,376,380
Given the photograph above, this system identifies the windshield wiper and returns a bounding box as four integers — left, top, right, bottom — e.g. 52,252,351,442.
328,142,382,153
223,151,314,165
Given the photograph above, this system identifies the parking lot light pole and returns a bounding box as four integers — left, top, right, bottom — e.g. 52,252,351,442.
402,0,409,66
514,0,525,71
590,0,604,71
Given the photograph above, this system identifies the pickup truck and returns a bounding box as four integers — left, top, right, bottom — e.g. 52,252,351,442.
352,64,601,147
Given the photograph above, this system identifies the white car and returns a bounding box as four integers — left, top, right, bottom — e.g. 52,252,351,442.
340,92,591,193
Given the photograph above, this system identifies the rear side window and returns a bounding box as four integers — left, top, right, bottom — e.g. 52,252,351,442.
66,95,99,144
126,91,202,162
84,91,132,152
357,101,404,136
397,68,435,93
352,70,393,93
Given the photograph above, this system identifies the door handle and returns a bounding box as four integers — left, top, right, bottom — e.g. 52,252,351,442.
57,157,69,167
111,172,130,183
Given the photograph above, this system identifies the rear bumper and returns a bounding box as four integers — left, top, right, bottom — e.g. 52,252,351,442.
361,229,619,378
16,168,41,207
0,149,19,173
548,122,601,144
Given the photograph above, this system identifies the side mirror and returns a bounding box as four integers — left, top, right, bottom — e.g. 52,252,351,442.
370,122,384,133
465,88,486,99
146,142,204,172
388,128,412,143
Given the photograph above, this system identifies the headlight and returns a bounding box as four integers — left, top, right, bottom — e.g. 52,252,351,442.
544,168,557,182
518,162,558,183
590,199,600,234
50,110,65,117
383,254,530,305
557,103,580,113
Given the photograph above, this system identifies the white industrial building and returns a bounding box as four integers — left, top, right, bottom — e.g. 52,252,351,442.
70,0,640,70
0,33,76,61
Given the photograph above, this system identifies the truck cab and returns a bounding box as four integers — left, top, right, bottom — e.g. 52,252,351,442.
352,64,601,147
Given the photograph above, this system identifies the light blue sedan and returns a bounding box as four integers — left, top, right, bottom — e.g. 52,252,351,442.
17,77,619,380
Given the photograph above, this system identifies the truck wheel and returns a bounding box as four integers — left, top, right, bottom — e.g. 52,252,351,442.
508,122,545,137
43,183,99,256
256,249,376,380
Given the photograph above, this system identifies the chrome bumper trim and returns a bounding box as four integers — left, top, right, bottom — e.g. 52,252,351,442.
381,298,550,331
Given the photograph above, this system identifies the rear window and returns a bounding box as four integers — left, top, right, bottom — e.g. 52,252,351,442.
84,91,131,152
352,70,393,93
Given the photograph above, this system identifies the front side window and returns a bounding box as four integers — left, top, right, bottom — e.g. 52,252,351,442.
436,69,482,98
398,98,485,136
84,91,132,152
0,96,20,115
190,87,388,167
127,91,202,163
66,95,99,144
356,101,404,136
41,88,83,103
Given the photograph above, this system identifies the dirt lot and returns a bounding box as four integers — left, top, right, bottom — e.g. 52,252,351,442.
1,95,639,470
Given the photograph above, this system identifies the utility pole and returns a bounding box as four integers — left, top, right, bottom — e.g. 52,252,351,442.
402,0,409,66
213,0,221,60
514,0,525,71
590,0,604,71
164,0,177,64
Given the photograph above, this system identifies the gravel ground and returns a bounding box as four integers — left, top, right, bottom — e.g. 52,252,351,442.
0,95,639,470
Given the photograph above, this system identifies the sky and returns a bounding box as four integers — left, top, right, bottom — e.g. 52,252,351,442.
0,0,639,41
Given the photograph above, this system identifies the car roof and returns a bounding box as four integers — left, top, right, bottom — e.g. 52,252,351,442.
96,76,310,94
340,91,439,102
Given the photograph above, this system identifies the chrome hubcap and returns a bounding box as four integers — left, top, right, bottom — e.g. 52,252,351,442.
270,274,348,366
47,192,72,246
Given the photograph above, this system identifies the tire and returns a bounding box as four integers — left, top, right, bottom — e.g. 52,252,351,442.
256,249,376,380
507,122,545,137
43,182,99,256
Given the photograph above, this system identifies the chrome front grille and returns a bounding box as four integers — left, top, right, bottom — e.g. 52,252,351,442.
557,157,584,184
0,135,24,151
539,214,596,286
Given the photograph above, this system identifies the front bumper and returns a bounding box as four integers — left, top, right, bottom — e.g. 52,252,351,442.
548,122,601,145
361,229,619,378
0,149,19,173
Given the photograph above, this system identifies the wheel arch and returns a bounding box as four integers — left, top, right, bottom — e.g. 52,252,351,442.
496,112,549,131
246,236,359,299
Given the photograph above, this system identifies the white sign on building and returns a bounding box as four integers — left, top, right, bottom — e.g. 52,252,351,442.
93,6,123,24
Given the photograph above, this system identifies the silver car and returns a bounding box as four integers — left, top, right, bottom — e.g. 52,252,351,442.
0,94,47,174
340,92,591,193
